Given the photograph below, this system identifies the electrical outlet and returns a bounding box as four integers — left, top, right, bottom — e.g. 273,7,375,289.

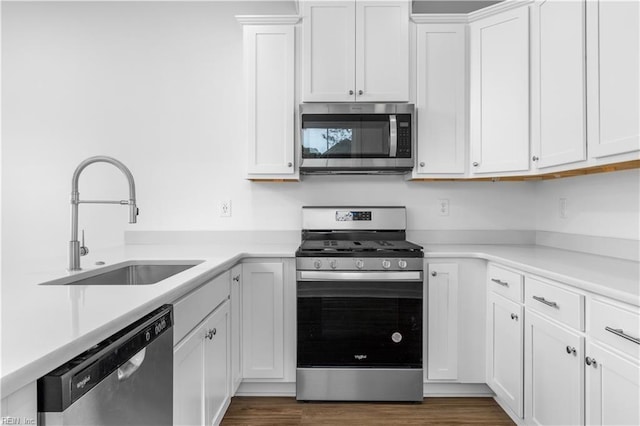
438,199,450,216
559,198,568,219
219,200,232,217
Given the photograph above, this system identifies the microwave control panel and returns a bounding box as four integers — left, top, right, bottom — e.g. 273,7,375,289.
396,115,412,158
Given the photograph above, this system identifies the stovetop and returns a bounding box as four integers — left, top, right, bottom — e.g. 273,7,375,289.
296,239,424,258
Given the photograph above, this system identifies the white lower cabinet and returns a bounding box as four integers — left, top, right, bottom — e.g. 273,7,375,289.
230,265,243,394
427,263,459,380
241,261,285,379
524,309,584,426
174,301,230,426
585,341,640,426
487,292,523,418
426,260,486,385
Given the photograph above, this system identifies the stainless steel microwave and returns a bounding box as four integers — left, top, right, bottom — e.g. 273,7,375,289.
299,103,415,174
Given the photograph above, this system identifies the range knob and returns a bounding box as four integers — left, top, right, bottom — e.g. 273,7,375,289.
355,259,365,270
382,260,391,269
313,259,322,269
398,260,407,269
329,260,337,270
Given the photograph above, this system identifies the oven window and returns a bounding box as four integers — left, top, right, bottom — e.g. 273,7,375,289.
301,115,390,158
297,281,422,368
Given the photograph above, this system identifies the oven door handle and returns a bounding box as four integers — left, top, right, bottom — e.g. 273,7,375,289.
297,270,423,282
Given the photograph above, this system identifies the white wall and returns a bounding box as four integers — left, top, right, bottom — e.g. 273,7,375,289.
2,1,637,268
534,169,640,240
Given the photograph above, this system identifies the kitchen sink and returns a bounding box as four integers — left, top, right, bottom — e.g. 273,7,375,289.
40,260,204,286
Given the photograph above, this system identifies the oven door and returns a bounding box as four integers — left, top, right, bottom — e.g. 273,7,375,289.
296,271,423,369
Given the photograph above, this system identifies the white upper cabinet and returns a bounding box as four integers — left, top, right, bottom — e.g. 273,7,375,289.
413,23,466,176
243,22,297,179
469,6,530,175
586,0,640,158
531,0,587,170
302,1,409,102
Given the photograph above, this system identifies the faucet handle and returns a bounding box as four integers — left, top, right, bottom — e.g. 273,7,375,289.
80,229,89,256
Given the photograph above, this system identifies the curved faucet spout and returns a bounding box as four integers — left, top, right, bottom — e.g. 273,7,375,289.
69,156,139,270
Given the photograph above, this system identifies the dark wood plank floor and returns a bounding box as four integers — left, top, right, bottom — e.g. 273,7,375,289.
221,397,515,425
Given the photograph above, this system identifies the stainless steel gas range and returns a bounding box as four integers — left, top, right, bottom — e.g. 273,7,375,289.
295,206,424,402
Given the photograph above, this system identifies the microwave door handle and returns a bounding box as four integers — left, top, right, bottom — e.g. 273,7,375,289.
389,114,397,157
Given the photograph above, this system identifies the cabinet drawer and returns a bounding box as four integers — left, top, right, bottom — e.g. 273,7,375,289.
589,298,640,359
487,264,523,303
525,276,584,330
173,270,231,344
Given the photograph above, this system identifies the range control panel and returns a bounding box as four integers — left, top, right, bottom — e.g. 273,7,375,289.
335,211,372,221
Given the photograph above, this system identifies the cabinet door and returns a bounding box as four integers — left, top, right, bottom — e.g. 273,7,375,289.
587,0,640,158
302,1,356,102
230,265,242,394
242,262,284,379
355,1,409,102
487,293,523,418
174,316,208,426
174,303,230,426
525,310,584,426
414,24,466,175
427,263,458,380
469,7,530,174
531,0,586,169
585,341,640,426
244,25,296,176
206,303,230,426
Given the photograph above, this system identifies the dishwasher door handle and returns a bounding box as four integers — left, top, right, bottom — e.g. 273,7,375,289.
117,348,146,381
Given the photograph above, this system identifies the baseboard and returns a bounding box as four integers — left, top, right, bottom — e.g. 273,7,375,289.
235,382,296,397
493,395,524,425
422,382,494,397
234,382,494,398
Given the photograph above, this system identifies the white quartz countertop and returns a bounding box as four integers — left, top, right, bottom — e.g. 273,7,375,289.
2,241,638,397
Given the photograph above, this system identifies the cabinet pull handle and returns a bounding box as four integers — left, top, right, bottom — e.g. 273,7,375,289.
532,156,539,161
491,278,509,287
566,346,577,356
510,313,518,321
233,275,240,283
349,90,354,95
533,295,558,308
431,271,437,277
585,357,597,367
605,327,640,345
358,90,363,95
472,162,479,167
205,328,216,340
419,162,425,167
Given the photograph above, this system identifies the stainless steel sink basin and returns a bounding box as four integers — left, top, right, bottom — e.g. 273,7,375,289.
40,260,204,286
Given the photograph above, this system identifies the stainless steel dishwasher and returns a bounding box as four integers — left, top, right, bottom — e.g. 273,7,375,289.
38,305,173,425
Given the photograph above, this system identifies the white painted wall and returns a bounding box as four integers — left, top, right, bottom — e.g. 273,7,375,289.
534,169,640,240
1,1,638,269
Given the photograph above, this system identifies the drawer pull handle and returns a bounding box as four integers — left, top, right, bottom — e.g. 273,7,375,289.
605,327,640,345
491,278,509,287
566,346,577,356
233,275,240,283
533,295,558,308
585,357,597,367
510,313,518,321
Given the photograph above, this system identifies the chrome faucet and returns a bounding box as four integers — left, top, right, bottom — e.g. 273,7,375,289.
69,156,139,270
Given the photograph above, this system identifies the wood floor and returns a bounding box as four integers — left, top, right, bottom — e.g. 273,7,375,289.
221,397,515,425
